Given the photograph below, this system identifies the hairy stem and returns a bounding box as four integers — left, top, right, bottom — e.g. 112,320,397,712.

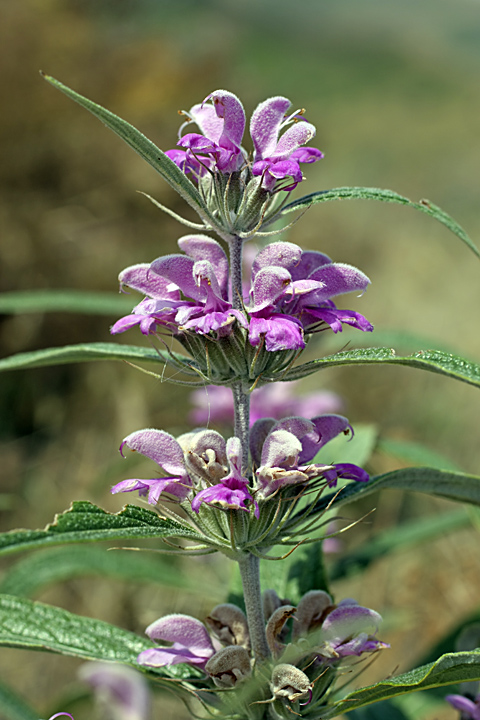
238,553,270,662
228,235,244,311
232,381,250,473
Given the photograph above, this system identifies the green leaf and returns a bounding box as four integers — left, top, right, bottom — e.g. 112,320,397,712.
378,437,461,472
0,681,38,720
0,592,148,663
0,594,201,682
310,467,480,517
0,545,213,598
0,290,133,315
320,327,457,356
0,342,191,372
41,74,219,233
0,501,205,556
278,187,479,258
347,700,411,720
330,508,471,581
321,651,480,718
285,543,330,604
283,347,480,389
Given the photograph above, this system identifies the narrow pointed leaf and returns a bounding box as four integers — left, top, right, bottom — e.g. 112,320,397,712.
0,342,192,372
321,651,480,718
0,681,38,720
378,437,461,472
309,467,480,517
0,501,205,556
277,187,479,258
283,347,480,389
41,74,218,231
0,546,219,598
0,290,134,315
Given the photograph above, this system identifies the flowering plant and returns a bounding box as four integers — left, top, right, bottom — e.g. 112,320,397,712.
0,77,479,720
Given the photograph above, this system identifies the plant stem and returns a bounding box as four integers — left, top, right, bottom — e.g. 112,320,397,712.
232,381,250,472
228,235,244,311
229,234,250,468
238,553,270,662
229,235,267,661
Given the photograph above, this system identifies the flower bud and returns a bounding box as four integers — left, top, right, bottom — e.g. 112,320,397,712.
270,664,312,703
292,590,333,640
266,605,296,658
206,603,250,649
205,646,252,687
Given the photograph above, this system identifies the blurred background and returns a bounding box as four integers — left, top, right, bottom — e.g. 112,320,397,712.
0,0,480,718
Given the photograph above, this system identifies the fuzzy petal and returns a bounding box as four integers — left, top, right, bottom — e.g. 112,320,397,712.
121,429,187,480
250,96,292,159
178,235,230,299
306,263,371,302
248,314,305,352
251,242,303,276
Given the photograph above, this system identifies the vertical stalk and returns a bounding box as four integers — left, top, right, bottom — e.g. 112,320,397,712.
229,234,268,662
228,234,250,468
232,381,250,472
238,553,270,662
228,235,244,311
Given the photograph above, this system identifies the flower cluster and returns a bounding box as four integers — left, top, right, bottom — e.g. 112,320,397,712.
166,91,323,194
111,413,368,513
111,236,372,358
137,590,388,712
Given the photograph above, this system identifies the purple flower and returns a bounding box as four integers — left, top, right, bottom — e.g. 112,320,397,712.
446,694,480,720
111,234,247,339
316,600,389,659
167,90,246,176
191,437,259,517
79,662,150,720
137,614,216,670
250,97,323,191
111,428,193,504
189,382,343,426
251,414,369,499
166,91,322,192
247,242,373,352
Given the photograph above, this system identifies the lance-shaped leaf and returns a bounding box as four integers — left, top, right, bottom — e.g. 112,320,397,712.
282,347,480,389
0,501,206,556
0,342,193,373
0,681,38,720
272,186,479,258
304,467,480,520
0,290,134,316
319,651,480,718
0,594,200,681
0,545,222,598
41,74,220,233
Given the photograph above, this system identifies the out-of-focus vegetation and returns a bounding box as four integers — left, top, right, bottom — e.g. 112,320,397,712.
0,1,479,718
